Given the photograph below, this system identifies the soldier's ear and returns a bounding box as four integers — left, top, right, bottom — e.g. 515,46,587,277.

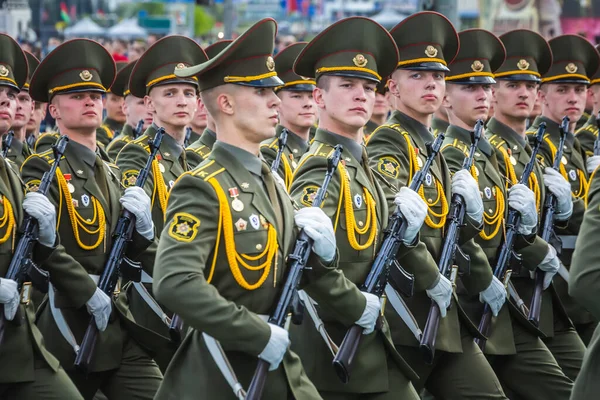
217,90,234,115
144,95,154,114
442,92,452,109
48,100,59,119
313,87,326,110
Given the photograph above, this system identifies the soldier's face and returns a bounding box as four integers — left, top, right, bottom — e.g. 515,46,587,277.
50,91,104,132
12,90,33,130
389,69,445,117
277,90,316,131
444,83,492,128
123,95,153,130
373,92,390,118
314,76,376,131
0,87,19,133
492,81,538,121
104,93,125,122
189,99,208,132
27,101,46,133
146,83,198,131
229,85,281,142
541,83,587,123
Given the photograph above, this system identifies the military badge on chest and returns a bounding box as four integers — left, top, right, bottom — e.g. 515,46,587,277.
229,187,244,212
354,193,363,208
569,169,577,181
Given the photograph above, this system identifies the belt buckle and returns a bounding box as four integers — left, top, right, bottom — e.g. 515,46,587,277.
20,282,32,305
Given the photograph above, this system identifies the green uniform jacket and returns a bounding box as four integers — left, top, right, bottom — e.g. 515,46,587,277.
153,141,363,399
5,137,32,170
34,132,112,162
569,169,600,400
116,124,189,237
363,119,380,140
526,116,593,326
0,157,61,383
96,117,122,147
575,110,591,132
366,111,484,352
575,113,598,157
20,140,161,372
185,128,216,169
260,125,310,190
106,123,136,161
487,118,572,338
443,125,549,354
186,128,201,146
431,117,449,137
290,129,417,393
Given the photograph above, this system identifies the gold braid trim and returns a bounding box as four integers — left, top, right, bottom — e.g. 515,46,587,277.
0,197,16,248
56,168,106,251
151,159,169,220
205,177,278,290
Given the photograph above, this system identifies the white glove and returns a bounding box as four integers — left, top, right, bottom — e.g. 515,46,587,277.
426,275,453,318
543,168,573,221
393,187,427,244
451,170,483,223
22,192,56,247
119,187,154,240
479,276,507,317
294,207,336,262
508,184,538,235
0,278,19,321
355,292,381,335
85,288,112,332
537,245,560,290
258,323,290,371
586,155,600,174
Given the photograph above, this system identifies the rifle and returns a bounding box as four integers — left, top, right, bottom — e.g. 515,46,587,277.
133,119,144,140
74,128,165,373
474,122,546,350
0,135,69,345
594,111,600,156
25,133,36,149
1,131,14,158
184,127,192,147
332,133,445,383
419,120,483,363
528,117,568,326
246,145,343,400
270,128,289,175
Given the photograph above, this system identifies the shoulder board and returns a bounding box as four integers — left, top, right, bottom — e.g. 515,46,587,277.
372,123,409,138
487,134,508,149
189,144,211,157
99,124,114,139
576,123,599,136
191,159,225,180
308,142,336,158
441,138,469,156
130,135,151,152
260,137,279,150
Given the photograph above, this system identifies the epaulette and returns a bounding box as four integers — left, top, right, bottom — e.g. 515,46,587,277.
34,132,60,153
576,123,599,136
441,138,469,156
191,159,225,181
368,123,409,143
130,134,151,153
487,134,508,150
260,137,279,150
189,144,211,158
99,124,114,139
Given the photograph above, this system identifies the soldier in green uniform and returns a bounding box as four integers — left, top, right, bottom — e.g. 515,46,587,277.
260,42,315,189
21,38,164,400
96,62,128,147
6,51,38,168
575,45,600,157
526,35,600,371
290,16,431,400
367,12,509,398
0,32,83,400
432,106,450,136
105,61,153,161
569,165,600,400
362,77,391,140
185,40,232,168
442,28,573,400
25,97,47,147
154,18,381,399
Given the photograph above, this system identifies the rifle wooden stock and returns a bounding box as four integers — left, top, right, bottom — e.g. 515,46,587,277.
528,117,568,326
74,128,165,374
475,122,546,351
0,135,68,345
246,145,343,400
332,133,445,383
419,120,483,363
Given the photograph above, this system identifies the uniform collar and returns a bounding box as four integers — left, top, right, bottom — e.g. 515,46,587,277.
431,117,449,134
103,116,122,132
314,128,363,162
121,123,133,138
161,129,184,160
215,140,263,177
487,117,527,148
67,139,98,168
532,115,575,147
393,110,435,149
10,137,23,156
200,128,216,148
446,124,494,157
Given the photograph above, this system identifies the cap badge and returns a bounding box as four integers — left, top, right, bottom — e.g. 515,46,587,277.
266,56,275,72
175,63,186,70
517,59,530,71
353,54,368,68
471,60,484,73
0,65,8,77
425,45,438,58
565,63,578,74
79,70,93,82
